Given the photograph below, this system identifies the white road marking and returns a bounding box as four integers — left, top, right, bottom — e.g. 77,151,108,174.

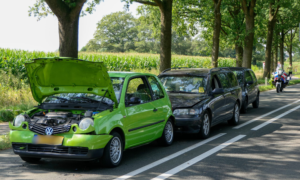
114,133,226,180
151,135,246,180
251,104,300,131
233,99,300,129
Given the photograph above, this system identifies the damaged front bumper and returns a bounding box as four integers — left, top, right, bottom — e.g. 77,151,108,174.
10,130,112,160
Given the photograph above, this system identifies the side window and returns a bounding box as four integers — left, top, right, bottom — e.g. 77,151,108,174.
147,76,164,100
217,73,230,88
249,71,257,82
126,77,152,105
227,72,238,87
245,71,253,83
211,74,221,91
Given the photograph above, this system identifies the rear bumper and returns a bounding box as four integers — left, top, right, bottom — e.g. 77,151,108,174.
12,143,103,160
174,115,201,134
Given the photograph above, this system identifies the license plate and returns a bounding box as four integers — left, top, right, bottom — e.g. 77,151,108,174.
33,135,64,145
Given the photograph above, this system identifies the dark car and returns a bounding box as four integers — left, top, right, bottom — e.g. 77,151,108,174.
158,68,242,138
228,67,260,113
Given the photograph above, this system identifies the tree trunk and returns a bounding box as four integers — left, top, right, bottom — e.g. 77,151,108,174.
270,50,274,72
159,0,173,72
235,43,243,67
242,14,255,68
274,41,278,71
280,30,285,69
289,31,293,66
263,17,276,78
211,1,222,68
58,16,80,58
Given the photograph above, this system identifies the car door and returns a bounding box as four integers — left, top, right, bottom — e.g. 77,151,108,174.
209,73,227,125
244,70,255,103
124,76,157,147
216,73,232,120
146,76,168,140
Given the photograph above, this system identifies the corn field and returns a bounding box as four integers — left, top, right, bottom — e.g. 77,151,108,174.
0,48,236,77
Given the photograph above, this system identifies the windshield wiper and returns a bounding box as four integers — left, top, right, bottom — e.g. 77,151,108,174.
48,96,69,101
73,97,100,103
167,91,191,93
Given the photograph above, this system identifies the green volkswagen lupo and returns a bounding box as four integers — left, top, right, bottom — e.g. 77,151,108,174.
9,57,174,167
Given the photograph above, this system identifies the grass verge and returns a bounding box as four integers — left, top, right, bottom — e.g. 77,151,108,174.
259,79,300,92
0,133,11,150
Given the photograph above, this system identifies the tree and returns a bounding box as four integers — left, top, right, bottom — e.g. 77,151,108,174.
29,0,102,58
240,0,257,68
285,28,299,66
263,0,280,78
93,11,138,52
125,0,173,72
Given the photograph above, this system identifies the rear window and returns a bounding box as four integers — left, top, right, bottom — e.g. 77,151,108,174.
233,71,244,85
250,71,257,82
227,72,238,87
216,73,230,89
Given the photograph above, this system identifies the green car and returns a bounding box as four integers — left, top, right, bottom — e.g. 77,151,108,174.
9,57,175,167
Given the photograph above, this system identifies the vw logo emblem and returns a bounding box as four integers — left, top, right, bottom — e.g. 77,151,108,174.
45,127,53,136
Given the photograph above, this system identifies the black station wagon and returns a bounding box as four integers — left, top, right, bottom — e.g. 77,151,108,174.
228,67,260,113
158,68,242,138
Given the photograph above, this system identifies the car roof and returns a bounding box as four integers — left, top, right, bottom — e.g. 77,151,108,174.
227,67,251,71
159,68,210,76
108,71,156,78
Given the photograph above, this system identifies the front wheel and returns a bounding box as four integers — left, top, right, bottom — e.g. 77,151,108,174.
159,120,174,146
276,85,280,93
101,131,123,168
198,112,210,139
228,103,240,125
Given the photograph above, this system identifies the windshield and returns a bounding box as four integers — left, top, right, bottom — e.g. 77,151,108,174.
43,77,124,105
159,76,207,93
232,71,244,85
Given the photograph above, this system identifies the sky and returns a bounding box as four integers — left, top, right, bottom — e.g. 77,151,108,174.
0,0,139,52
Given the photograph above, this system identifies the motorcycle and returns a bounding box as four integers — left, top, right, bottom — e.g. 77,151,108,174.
272,69,291,93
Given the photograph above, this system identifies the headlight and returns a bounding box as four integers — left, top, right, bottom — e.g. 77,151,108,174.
79,118,94,130
173,109,200,116
14,115,26,127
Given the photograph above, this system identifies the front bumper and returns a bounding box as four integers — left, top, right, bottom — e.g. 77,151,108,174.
10,130,112,160
174,115,201,134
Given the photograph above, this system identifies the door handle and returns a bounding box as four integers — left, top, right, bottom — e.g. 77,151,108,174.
153,108,158,112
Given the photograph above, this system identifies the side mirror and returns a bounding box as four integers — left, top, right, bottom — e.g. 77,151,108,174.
128,97,141,105
212,88,224,95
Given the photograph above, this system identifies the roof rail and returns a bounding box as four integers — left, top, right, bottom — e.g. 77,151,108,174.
208,67,231,73
161,67,190,73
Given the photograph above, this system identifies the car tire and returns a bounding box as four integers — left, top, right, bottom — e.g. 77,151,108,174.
198,112,210,139
240,98,248,114
159,119,174,146
20,156,41,163
101,131,123,168
228,102,240,125
252,93,259,108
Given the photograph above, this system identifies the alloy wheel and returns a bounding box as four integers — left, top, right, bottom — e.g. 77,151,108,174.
203,114,210,135
235,104,239,122
165,121,173,143
110,137,122,164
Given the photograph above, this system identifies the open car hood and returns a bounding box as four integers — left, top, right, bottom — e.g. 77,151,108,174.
25,57,118,106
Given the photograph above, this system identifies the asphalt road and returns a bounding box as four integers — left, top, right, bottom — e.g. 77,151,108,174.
1,84,300,180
